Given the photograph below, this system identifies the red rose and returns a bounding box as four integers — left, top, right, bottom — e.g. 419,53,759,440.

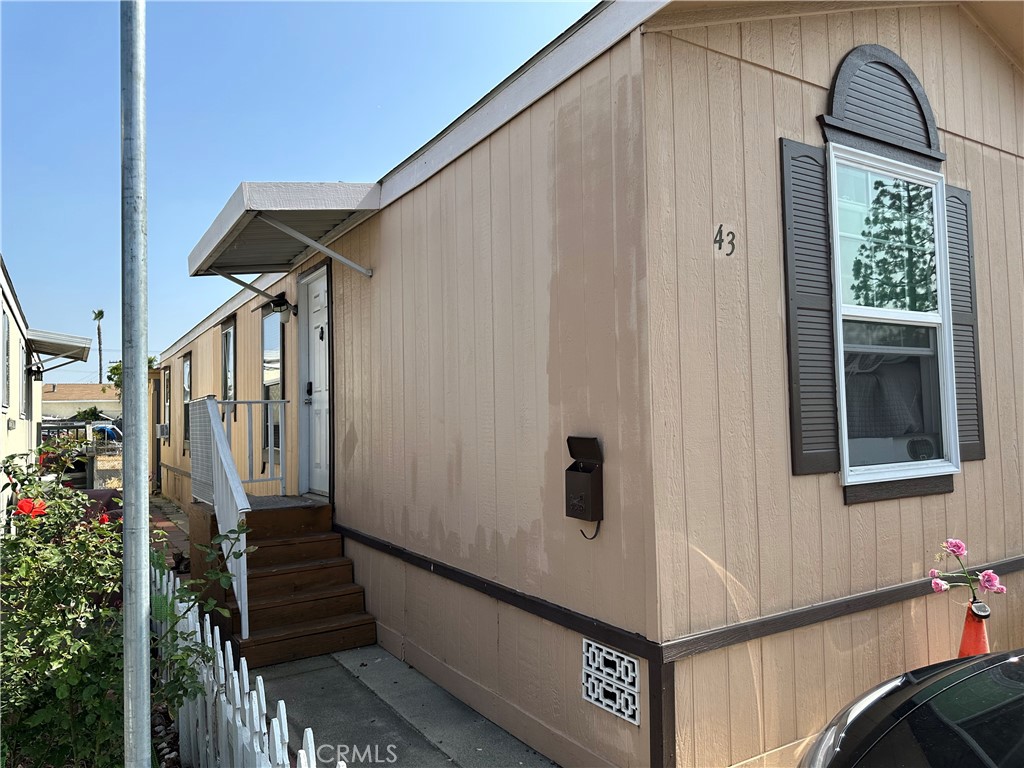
15,498,46,517
98,513,110,525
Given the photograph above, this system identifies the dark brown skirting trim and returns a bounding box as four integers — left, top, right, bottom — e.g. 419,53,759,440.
844,474,953,505
338,523,1024,768
660,553,1024,664
338,523,674,767
159,462,190,479
337,525,657,659
648,658,676,768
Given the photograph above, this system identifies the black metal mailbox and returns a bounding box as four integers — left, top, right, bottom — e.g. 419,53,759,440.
565,436,603,523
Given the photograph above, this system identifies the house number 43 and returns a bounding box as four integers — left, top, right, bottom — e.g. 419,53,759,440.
714,224,736,256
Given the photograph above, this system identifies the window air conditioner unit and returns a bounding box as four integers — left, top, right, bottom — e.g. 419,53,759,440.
157,423,170,439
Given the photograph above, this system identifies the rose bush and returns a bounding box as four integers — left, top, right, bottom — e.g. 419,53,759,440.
1,439,125,767
2,438,246,768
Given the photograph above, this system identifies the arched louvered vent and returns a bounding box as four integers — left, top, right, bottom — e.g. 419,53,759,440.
819,44,944,168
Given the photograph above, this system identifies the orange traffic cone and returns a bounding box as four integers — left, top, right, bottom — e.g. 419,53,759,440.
957,600,990,658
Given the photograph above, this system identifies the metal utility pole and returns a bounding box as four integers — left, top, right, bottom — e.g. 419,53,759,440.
120,1,150,765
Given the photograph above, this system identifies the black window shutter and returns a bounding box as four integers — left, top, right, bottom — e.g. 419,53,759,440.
780,138,840,474
946,186,985,461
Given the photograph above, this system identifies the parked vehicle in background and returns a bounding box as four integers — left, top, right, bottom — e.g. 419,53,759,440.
801,650,1024,768
36,421,123,489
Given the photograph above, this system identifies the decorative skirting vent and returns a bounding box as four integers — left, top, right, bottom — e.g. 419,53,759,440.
582,639,640,725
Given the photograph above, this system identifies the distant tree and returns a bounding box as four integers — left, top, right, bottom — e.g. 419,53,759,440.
106,357,158,400
92,309,105,384
71,406,104,422
852,178,937,312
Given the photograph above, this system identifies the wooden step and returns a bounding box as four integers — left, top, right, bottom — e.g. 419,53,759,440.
247,531,343,567
236,612,377,668
226,583,365,634
243,504,333,539
246,557,354,598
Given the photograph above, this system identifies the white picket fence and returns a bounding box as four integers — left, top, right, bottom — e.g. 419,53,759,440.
152,566,343,768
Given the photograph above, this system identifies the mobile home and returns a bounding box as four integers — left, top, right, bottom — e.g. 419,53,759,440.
160,3,1024,765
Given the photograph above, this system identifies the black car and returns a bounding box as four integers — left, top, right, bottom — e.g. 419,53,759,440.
801,650,1024,768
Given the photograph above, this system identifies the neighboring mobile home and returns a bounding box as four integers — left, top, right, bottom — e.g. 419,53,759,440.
1,255,92,502
160,2,1024,765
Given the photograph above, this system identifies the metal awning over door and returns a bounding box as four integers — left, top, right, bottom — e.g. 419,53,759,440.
187,182,379,278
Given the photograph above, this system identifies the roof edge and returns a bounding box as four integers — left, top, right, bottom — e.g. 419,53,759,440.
159,272,282,362
378,0,668,206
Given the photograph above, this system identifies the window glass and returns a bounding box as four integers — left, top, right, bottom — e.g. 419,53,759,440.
844,322,942,467
859,660,1024,768
221,321,235,401
182,353,192,442
262,310,283,452
162,367,170,425
1,310,8,408
20,341,30,420
830,147,957,484
836,165,937,312
262,312,282,401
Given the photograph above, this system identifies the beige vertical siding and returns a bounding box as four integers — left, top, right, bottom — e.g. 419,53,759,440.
158,269,309,506
644,3,1023,766
348,539,650,768
330,36,657,639
673,569,1024,768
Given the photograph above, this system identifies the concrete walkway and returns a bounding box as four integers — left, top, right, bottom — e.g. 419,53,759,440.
257,647,558,768
148,495,559,767
150,494,190,566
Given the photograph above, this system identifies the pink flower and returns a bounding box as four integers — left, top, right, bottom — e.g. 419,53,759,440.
929,568,940,578
942,538,967,558
931,578,950,593
978,570,1006,594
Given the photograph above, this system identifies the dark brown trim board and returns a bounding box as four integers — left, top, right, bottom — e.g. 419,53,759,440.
338,523,1024,768
844,474,953,505
661,553,1024,664
160,462,191,479
338,524,673,768
338,525,656,658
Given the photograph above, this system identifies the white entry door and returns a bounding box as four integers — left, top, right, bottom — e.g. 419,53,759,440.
303,270,330,495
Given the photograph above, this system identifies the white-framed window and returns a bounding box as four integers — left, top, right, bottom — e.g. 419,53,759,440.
19,340,30,420
162,367,170,423
829,143,959,486
1,310,8,410
221,318,236,401
182,352,192,444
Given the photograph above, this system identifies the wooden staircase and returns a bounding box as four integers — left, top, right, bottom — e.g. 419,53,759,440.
189,499,376,668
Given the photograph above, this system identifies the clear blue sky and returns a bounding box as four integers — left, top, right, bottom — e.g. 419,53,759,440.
1,1,598,383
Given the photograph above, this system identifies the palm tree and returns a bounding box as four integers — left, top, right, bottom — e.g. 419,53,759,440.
92,309,105,383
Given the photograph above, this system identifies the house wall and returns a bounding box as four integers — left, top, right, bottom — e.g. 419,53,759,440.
42,400,122,420
642,3,1023,765
330,34,656,766
158,269,311,506
1,281,41,464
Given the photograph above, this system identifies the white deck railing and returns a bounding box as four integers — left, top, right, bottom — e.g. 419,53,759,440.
151,567,343,768
189,396,252,639
218,400,288,497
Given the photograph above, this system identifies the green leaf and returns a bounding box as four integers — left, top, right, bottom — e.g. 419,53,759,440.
56,683,69,700
152,593,172,622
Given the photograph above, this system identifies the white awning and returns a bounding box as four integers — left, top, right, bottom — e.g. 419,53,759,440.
187,182,380,277
27,329,91,361
27,329,91,372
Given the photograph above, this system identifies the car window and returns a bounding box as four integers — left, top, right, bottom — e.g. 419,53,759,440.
857,659,1024,768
